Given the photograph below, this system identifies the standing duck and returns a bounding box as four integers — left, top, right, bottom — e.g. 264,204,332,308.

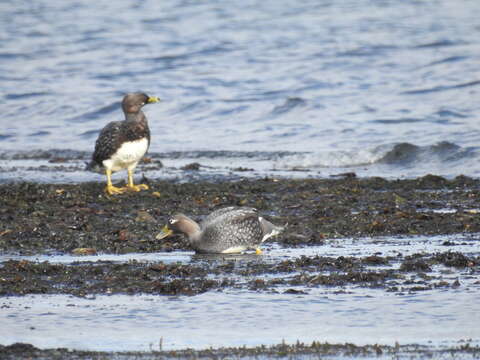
87,93,160,195
157,207,284,254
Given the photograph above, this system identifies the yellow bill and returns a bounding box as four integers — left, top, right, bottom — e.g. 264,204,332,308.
147,96,160,103
156,224,173,240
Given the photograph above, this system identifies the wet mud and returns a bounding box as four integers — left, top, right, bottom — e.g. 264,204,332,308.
0,250,477,297
1,175,479,297
1,175,479,255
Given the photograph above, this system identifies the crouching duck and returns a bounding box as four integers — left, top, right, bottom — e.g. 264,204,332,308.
156,206,284,254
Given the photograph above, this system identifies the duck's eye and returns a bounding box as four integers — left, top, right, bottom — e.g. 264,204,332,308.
169,219,175,224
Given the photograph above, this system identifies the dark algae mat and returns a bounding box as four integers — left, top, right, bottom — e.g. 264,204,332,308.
0,175,479,297
1,341,479,360
1,175,479,255
1,175,479,359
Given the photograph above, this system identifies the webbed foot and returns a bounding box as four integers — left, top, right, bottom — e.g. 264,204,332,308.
126,183,149,192
105,184,127,195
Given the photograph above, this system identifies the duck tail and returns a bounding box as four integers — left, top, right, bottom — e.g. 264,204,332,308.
259,217,286,242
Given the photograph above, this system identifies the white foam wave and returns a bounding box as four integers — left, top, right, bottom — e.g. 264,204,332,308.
274,148,386,169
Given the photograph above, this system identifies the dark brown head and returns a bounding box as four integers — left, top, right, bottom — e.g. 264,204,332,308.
121,93,160,114
156,214,201,242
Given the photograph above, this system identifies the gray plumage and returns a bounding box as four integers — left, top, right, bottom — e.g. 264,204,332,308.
165,206,284,254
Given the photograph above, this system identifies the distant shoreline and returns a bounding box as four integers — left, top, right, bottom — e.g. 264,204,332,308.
1,341,479,360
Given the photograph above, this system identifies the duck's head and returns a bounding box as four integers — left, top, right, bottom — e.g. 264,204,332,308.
156,214,201,240
122,93,160,114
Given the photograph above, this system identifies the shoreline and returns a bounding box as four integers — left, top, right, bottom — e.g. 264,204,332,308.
1,175,479,255
1,341,479,359
1,175,479,358
1,175,479,297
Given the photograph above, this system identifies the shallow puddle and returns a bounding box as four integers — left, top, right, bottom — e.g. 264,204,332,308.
1,233,478,264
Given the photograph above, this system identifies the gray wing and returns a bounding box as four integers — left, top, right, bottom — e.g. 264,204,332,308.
202,206,257,229
200,209,263,251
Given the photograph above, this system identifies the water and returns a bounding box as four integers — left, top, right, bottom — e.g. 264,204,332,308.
1,0,480,354
1,233,479,265
2,290,478,352
2,0,480,181
1,233,479,351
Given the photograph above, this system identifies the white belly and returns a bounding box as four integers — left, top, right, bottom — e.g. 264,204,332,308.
221,246,248,254
103,138,148,172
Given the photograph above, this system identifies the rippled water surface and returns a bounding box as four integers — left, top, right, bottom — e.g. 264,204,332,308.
1,0,480,354
3,289,479,352
1,0,480,180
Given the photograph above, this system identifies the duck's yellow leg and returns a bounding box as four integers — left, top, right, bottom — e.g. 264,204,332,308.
255,248,263,255
105,169,126,195
126,168,149,192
